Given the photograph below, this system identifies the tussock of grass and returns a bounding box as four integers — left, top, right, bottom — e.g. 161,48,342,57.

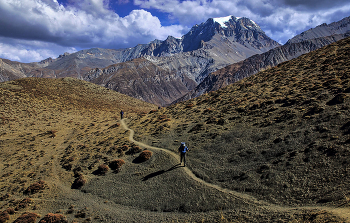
109,159,125,171
138,150,152,162
38,213,68,223
13,212,39,223
24,180,46,195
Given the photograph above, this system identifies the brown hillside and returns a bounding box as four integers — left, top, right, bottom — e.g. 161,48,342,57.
1,38,350,222
129,37,350,217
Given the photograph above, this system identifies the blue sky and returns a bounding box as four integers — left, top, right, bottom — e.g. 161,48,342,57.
0,0,349,63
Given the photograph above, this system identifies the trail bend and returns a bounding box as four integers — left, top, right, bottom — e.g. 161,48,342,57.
120,119,350,221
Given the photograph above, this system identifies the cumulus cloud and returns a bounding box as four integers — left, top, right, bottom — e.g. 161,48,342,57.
0,0,185,62
282,0,350,10
0,37,77,62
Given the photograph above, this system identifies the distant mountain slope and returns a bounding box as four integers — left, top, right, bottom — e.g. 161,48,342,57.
130,36,350,207
80,16,280,105
175,16,350,103
286,16,350,44
0,58,59,82
83,58,197,106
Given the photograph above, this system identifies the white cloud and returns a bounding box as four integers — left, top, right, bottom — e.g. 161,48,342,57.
0,38,77,62
0,0,185,62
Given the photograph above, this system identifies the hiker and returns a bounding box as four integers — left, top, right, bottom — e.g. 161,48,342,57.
178,142,189,167
120,110,124,119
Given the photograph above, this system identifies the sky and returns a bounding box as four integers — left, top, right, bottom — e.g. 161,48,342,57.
0,0,349,63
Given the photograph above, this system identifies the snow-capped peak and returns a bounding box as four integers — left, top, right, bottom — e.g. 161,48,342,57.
213,16,233,28
213,15,259,29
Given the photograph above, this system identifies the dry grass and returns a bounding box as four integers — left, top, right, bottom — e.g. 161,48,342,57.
38,213,67,223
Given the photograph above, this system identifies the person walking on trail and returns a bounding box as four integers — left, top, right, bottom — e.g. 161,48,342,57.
120,110,124,120
178,142,189,167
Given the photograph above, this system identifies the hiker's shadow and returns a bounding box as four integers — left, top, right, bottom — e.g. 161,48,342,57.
142,164,181,181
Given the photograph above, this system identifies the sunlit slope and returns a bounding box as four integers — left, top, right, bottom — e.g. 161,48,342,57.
130,36,350,207
0,77,157,222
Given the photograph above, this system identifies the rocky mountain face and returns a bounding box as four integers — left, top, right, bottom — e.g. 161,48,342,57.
176,16,350,103
82,16,280,105
83,58,197,105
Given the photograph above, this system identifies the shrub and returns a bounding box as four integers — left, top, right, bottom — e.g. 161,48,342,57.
38,213,68,223
96,164,109,175
121,145,129,151
109,159,125,170
0,210,9,223
138,150,152,162
71,175,86,189
5,208,14,215
15,198,32,211
126,146,142,155
24,180,46,195
13,212,39,223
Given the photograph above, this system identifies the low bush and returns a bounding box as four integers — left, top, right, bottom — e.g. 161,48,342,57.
24,180,46,195
15,198,32,211
5,208,14,215
13,212,39,223
126,145,142,155
96,164,109,175
38,213,68,223
138,150,152,162
71,175,86,189
0,210,9,223
120,145,129,151
109,159,125,170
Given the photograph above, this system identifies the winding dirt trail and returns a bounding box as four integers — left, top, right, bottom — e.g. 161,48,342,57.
121,119,350,221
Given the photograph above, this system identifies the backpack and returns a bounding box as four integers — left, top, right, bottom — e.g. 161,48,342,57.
179,143,188,153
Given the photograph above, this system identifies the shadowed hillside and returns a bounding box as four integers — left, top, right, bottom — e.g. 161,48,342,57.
129,36,350,215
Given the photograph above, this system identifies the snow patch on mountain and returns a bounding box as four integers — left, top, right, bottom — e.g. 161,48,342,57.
213,16,233,28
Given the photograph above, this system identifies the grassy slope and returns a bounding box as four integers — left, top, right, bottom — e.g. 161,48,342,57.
0,77,162,222
130,37,350,210
1,37,350,223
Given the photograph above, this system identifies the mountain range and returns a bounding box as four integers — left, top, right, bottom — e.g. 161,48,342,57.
0,16,350,105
